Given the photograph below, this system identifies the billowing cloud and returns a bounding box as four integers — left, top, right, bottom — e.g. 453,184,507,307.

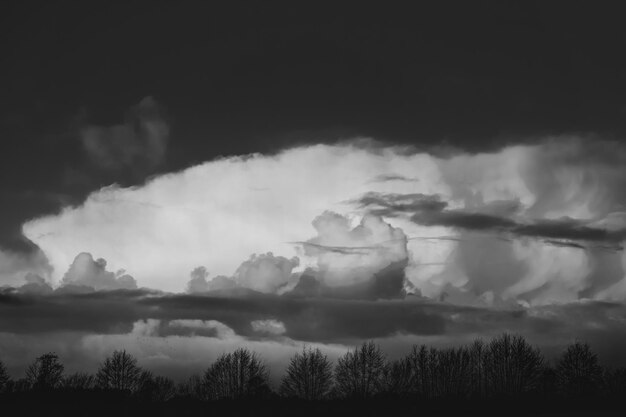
299,212,408,297
185,266,211,293
186,266,238,293
23,142,444,292
21,137,626,306
60,252,137,291
233,252,299,293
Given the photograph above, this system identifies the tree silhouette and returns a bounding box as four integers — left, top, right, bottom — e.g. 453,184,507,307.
96,350,142,392
604,367,626,398
381,357,414,397
62,372,95,390
280,347,333,400
432,347,472,399
203,348,270,400
25,353,64,390
0,359,9,393
137,371,176,402
483,334,544,398
401,345,471,399
465,339,488,399
335,341,387,399
404,345,430,398
556,341,603,398
177,374,209,400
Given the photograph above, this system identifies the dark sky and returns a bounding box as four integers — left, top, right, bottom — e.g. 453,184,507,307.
2,1,626,252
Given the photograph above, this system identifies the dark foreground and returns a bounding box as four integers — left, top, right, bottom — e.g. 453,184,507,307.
1,393,624,417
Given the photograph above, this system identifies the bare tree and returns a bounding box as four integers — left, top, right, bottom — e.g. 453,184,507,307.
468,339,487,399
404,345,430,398
25,353,64,390
177,374,209,400
280,347,333,400
433,347,472,399
204,348,270,400
381,357,414,397
62,372,95,390
604,367,626,398
401,345,472,399
0,359,9,393
556,341,603,398
4,378,31,394
96,350,142,392
137,371,176,402
484,334,544,398
335,341,387,399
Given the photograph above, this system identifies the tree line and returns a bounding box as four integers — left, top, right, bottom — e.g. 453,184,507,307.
1,334,625,406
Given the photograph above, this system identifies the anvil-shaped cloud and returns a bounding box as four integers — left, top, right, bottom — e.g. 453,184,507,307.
19,137,626,305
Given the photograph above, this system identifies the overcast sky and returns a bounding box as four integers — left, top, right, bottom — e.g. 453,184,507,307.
2,2,626,379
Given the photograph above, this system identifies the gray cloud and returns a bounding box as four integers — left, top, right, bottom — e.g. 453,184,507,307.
80,97,168,174
368,174,420,183
1,289,626,360
186,266,238,294
0,248,52,288
17,273,54,295
0,289,442,341
355,192,626,250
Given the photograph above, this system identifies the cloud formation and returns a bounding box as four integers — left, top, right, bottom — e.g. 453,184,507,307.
300,212,408,297
60,252,137,291
233,252,299,293
21,137,626,305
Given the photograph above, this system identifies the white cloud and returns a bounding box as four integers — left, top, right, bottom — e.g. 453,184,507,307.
21,139,626,304
61,252,137,291
234,253,299,293
23,143,444,292
304,211,407,288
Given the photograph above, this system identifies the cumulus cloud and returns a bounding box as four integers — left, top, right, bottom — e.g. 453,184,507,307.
80,96,168,174
233,252,299,293
60,252,138,291
11,113,626,380
186,266,210,293
185,266,237,294
21,137,626,305
23,143,444,292
301,212,408,294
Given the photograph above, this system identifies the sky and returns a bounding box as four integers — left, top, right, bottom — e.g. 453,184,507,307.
2,1,626,381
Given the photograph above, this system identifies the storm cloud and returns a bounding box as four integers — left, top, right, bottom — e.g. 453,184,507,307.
21,138,626,305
